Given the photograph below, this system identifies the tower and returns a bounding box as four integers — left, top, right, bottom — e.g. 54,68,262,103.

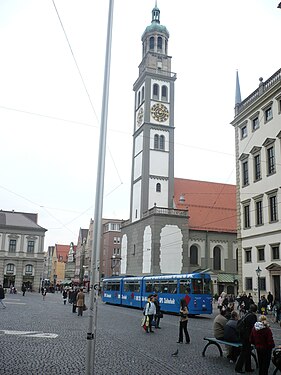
130,4,176,222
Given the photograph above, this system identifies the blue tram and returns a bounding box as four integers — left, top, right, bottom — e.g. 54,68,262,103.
102,273,212,315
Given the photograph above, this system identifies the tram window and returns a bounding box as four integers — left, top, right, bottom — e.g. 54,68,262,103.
168,281,177,293
154,281,161,293
111,282,120,291
179,279,191,294
203,279,211,294
145,282,153,293
134,282,140,292
192,279,203,294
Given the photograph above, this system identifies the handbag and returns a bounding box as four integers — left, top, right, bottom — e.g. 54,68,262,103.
83,304,88,311
158,312,163,318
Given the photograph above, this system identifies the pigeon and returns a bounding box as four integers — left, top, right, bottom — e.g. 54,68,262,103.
171,349,178,357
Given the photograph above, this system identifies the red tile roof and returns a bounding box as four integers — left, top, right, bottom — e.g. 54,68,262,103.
174,178,237,233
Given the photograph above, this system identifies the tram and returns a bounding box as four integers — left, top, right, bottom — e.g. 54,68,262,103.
102,273,212,315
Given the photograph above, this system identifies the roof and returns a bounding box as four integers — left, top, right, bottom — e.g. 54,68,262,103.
217,274,238,283
55,244,77,263
174,178,237,233
0,210,47,231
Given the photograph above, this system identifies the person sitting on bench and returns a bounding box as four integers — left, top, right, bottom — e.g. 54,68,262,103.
224,310,241,363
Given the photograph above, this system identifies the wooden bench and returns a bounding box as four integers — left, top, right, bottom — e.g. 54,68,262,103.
202,337,258,368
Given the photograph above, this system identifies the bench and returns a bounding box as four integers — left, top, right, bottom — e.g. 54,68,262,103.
202,337,258,368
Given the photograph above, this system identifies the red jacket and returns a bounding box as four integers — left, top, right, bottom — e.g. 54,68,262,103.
250,323,275,350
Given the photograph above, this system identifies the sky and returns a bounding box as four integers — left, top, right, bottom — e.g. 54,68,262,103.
0,0,280,251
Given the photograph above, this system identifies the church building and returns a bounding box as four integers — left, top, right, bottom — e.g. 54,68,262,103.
120,4,237,296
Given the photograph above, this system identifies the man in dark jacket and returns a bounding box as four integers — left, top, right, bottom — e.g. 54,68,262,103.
153,294,162,329
235,304,257,373
224,310,240,362
0,284,6,309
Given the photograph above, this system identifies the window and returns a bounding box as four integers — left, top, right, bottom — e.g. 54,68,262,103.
257,247,265,261
157,36,162,51
149,36,154,50
271,245,280,260
243,203,250,229
113,237,120,244
141,86,144,101
153,84,159,100
9,239,16,252
156,183,161,192
190,245,198,265
159,135,165,150
154,134,159,149
256,199,263,225
265,106,273,122
161,85,167,101
267,146,275,175
254,154,261,181
241,125,247,139
27,241,35,253
245,277,252,290
269,194,278,222
213,246,221,270
245,248,252,263
25,264,33,274
137,92,140,106
6,263,15,273
252,117,259,131
242,160,249,186
260,277,266,291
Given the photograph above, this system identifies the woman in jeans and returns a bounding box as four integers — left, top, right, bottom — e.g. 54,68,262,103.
177,298,190,344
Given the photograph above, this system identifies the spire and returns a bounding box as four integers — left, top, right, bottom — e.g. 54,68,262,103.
235,70,241,106
152,2,160,24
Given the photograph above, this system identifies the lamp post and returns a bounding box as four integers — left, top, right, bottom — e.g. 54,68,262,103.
256,266,261,305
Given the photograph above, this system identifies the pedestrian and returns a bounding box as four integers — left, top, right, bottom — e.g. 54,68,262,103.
0,284,6,309
41,286,44,295
72,288,79,313
250,315,275,375
62,289,67,305
235,304,257,374
76,288,85,317
267,291,273,310
213,307,227,340
177,298,190,344
223,310,240,363
21,284,26,297
42,287,47,301
144,295,156,333
153,293,162,329
217,292,226,311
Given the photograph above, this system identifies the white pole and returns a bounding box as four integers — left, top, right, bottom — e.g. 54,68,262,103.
85,1,114,374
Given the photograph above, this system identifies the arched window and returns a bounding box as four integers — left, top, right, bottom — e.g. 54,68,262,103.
149,36,154,50
165,40,168,54
159,135,165,150
137,92,140,106
190,245,198,265
156,183,161,192
25,264,33,274
161,85,167,101
213,246,221,270
153,84,159,100
157,36,162,52
141,86,145,101
154,134,159,149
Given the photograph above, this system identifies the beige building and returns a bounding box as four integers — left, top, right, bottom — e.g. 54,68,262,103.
0,210,47,291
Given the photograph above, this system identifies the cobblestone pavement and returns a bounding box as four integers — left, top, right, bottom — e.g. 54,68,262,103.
1,292,280,375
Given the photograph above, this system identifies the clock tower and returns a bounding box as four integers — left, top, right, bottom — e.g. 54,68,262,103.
130,4,176,222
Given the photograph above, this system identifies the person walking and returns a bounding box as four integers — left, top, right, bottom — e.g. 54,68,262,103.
21,284,26,297
62,289,68,305
235,304,258,374
267,291,273,310
153,294,162,329
250,315,275,375
0,284,6,309
144,295,156,333
177,298,190,344
76,288,85,317
42,287,47,301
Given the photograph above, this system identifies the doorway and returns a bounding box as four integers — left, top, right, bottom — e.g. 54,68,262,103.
273,275,280,302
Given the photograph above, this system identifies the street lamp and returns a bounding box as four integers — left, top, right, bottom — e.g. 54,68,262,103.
256,266,262,305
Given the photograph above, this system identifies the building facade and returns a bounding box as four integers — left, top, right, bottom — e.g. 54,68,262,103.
0,210,47,291
231,69,281,302
121,5,238,296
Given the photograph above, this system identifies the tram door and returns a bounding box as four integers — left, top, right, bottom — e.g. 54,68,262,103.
273,275,280,302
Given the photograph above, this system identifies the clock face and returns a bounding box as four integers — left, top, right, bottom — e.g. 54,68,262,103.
137,107,144,127
151,103,169,122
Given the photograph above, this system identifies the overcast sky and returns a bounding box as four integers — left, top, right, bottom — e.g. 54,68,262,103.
0,0,280,251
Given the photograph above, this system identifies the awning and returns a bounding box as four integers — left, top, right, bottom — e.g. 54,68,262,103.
60,279,72,284
217,274,238,283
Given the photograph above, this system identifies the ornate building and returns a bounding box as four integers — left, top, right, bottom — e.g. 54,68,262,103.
120,5,238,296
